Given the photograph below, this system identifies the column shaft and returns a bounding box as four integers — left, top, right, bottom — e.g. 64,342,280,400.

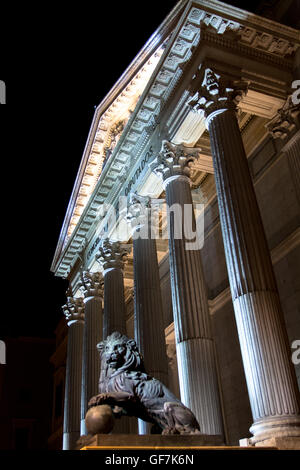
133,230,169,434
207,109,300,441
80,296,103,435
133,234,168,384
165,175,223,436
103,267,126,338
63,320,84,450
100,253,131,433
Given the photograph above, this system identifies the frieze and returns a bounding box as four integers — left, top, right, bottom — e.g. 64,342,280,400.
86,228,107,261
124,146,154,196
201,29,294,69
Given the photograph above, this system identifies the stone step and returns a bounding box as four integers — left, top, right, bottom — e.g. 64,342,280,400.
77,434,277,450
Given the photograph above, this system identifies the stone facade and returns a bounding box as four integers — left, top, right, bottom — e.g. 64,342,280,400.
51,0,300,450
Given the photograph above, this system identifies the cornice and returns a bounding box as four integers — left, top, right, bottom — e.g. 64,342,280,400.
52,0,300,278
193,0,300,41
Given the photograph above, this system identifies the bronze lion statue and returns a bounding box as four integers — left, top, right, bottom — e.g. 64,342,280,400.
87,331,201,435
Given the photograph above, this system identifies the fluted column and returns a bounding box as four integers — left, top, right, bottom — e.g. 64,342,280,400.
79,271,104,435
96,239,130,338
151,141,224,436
189,67,300,444
96,239,131,434
62,294,84,450
128,193,169,434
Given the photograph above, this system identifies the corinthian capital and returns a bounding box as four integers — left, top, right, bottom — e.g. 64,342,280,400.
266,96,299,139
96,239,131,270
79,270,104,299
188,67,248,119
127,193,151,231
62,295,85,325
150,140,200,182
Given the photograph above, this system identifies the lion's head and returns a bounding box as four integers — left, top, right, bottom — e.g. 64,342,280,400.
97,331,145,376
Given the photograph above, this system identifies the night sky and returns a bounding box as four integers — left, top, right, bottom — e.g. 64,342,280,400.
0,0,288,339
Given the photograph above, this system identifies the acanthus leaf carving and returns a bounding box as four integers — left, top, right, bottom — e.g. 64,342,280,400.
96,239,131,270
79,270,104,298
62,292,85,325
188,68,248,118
150,140,201,181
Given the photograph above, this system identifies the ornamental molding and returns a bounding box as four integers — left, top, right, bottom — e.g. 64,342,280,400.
52,0,300,278
190,0,300,42
188,6,299,59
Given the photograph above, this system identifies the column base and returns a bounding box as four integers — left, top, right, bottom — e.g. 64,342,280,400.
80,419,87,437
250,415,300,441
255,436,300,450
138,419,152,435
240,415,300,449
63,431,80,450
240,436,300,450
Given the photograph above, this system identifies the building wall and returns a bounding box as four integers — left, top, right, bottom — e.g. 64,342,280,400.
48,317,68,450
0,337,54,450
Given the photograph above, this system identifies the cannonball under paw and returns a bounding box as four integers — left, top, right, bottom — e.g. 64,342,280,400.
85,405,114,435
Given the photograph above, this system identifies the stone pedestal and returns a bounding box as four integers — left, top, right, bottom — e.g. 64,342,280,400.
77,433,224,450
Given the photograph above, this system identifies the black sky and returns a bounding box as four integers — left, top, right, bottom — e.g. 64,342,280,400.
0,0,291,339
1,1,181,338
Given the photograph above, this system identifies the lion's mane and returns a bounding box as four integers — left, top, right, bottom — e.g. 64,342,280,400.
97,331,145,377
